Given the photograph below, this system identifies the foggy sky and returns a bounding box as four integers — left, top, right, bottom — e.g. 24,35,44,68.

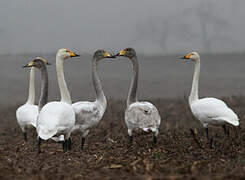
0,0,244,54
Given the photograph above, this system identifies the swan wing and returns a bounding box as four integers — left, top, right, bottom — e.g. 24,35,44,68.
191,98,239,126
125,101,161,132
72,101,102,131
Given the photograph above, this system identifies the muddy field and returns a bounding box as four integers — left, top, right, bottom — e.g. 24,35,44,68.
0,97,244,179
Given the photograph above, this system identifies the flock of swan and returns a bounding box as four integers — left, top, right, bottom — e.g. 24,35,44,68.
16,48,239,153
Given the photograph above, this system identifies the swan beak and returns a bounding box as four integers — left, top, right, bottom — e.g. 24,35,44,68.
178,56,187,59
23,61,34,68
117,49,126,56
69,51,80,57
179,53,191,60
105,51,116,58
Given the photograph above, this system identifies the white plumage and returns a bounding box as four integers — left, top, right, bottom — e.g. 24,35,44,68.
36,48,79,152
16,67,38,140
181,51,239,137
17,58,52,140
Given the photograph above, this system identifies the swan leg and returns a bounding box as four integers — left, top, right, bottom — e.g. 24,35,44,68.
153,129,159,144
128,129,133,144
210,137,214,149
222,125,229,137
81,130,89,150
67,138,72,150
81,137,85,150
32,131,35,151
63,139,68,152
23,132,27,141
37,137,42,154
205,127,209,140
62,140,66,152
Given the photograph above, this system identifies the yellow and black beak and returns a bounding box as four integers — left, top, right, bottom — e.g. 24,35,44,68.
104,51,116,58
23,61,35,68
115,49,126,57
67,50,80,57
179,53,191,60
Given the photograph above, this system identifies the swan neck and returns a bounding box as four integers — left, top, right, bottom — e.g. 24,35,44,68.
26,67,35,104
38,66,49,112
189,59,200,105
56,54,72,104
127,56,138,107
92,58,107,109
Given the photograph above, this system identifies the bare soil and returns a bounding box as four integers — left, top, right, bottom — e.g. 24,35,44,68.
0,97,245,179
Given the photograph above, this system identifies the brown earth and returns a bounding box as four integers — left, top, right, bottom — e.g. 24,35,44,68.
0,97,245,179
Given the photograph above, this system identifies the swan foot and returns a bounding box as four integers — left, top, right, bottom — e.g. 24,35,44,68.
37,137,42,154
23,132,27,141
81,137,85,150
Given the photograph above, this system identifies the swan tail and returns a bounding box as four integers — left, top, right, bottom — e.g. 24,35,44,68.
143,127,157,132
225,118,239,126
38,129,58,140
51,135,65,142
212,117,239,126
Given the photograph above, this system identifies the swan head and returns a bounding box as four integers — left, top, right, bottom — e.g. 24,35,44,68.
93,49,115,61
23,57,51,69
57,48,80,60
115,47,136,59
180,52,200,62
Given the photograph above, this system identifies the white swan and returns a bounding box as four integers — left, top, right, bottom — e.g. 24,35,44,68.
72,50,115,149
36,48,79,153
115,48,161,144
16,57,50,141
180,52,239,138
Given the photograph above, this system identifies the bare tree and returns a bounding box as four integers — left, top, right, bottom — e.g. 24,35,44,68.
181,1,230,52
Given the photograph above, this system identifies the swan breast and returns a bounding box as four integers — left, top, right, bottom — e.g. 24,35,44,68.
16,104,38,128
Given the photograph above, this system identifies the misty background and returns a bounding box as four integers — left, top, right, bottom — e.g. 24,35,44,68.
0,0,244,55
0,0,245,104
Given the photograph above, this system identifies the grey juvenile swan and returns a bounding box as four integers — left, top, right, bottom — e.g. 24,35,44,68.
115,48,161,144
72,50,115,150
